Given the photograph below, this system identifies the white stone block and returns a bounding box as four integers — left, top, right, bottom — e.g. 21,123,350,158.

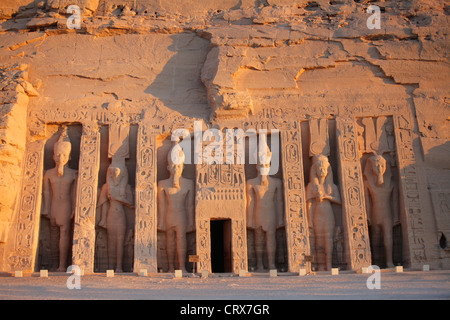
40,270,48,278
239,270,247,277
331,268,339,275
139,269,148,276
269,269,277,277
201,270,209,278
174,270,183,278
361,267,368,274
422,265,430,271
106,270,114,277
395,266,403,273
14,271,23,277
299,268,306,276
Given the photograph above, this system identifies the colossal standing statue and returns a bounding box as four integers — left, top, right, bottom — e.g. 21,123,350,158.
42,126,78,271
306,155,341,271
246,144,284,271
97,162,134,272
363,154,399,268
157,143,195,273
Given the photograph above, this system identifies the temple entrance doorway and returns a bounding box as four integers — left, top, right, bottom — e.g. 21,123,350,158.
210,219,232,273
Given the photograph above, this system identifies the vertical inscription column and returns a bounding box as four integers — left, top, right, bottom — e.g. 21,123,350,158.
336,117,372,270
7,139,45,272
393,115,429,268
133,124,158,273
281,121,310,273
72,123,101,274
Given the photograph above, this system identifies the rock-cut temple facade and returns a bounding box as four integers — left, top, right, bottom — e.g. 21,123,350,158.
0,0,449,274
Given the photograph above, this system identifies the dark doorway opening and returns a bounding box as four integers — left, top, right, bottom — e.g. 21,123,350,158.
210,219,232,273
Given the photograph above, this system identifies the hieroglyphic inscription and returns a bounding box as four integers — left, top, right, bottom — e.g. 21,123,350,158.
393,115,428,267
71,124,100,273
336,117,371,270
133,124,158,273
280,121,310,272
196,218,210,272
7,140,45,272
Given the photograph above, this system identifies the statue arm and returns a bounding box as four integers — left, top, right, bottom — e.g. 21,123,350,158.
71,172,78,220
329,184,341,205
42,171,51,218
97,184,108,228
364,180,372,225
305,183,314,229
125,184,134,209
157,182,166,231
306,200,314,230
246,182,255,229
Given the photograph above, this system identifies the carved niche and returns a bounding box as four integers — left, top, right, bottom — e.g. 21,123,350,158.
358,116,402,268
306,119,343,271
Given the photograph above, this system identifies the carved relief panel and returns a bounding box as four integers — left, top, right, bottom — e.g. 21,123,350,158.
133,124,158,273
71,123,101,274
336,117,372,270
393,114,433,268
6,139,45,272
280,121,311,273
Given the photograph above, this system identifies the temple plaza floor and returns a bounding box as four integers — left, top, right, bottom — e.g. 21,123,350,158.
0,269,449,300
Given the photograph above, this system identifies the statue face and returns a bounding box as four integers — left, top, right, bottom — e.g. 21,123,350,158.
257,148,272,176
372,156,386,184
112,167,121,182
257,162,270,176
316,157,329,178
168,162,183,179
54,146,70,177
54,149,70,167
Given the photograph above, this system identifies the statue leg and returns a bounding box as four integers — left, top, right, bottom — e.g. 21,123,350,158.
266,230,277,270
255,227,265,272
370,224,382,267
382,221,394,268
314,218,325,271
324,210,335,271
49,219,60,271
57,223,71,272
115,223,126,273
176,227,187,272
324,226,334,271
166,228,175,272
107,226,117,271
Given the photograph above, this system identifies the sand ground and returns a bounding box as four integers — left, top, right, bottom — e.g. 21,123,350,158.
0,269,449,300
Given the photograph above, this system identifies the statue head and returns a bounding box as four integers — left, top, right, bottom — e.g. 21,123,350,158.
53,126,72,176
385,123,394,135
167,142,185,188
313,154,330,179
257,143,272,177
108,166,122,186
366,154,387,185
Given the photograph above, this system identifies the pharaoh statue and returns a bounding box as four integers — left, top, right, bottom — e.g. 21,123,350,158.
246,144,284,271
363,154,399,268
42,126,78,272
306,155,341,271
97,160,134,272
157,143,195,273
